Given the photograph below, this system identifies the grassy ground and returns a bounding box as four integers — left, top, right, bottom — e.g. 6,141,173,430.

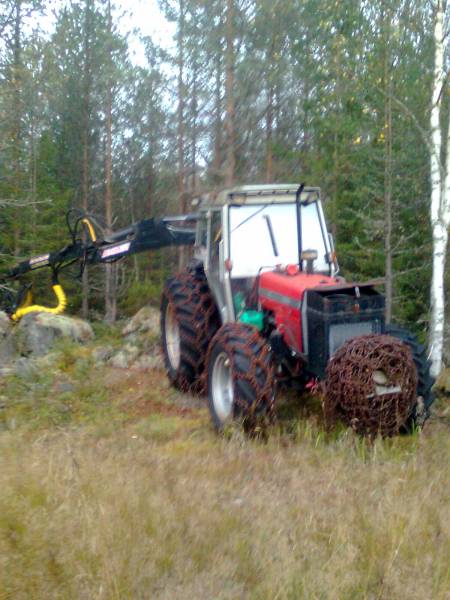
0,339,449,600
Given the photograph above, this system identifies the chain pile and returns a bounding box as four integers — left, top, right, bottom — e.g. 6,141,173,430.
324,334,417,437
206,323,276,430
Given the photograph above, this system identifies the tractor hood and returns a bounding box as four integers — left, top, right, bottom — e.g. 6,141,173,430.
258,267,385,359
259,268,384,304
259,268,338,305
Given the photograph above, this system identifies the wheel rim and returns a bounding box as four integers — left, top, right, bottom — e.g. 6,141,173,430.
211,351,234,422
165,302,181,370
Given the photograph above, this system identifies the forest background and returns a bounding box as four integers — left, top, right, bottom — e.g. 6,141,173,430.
0,0,448,370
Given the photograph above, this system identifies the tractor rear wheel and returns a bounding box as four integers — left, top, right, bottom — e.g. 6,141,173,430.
161,266,220,392
206,323,275,431
385,324,435,429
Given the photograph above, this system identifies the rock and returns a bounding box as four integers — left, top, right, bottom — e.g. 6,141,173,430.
54,380,76,394
0,340,15,366
0,311,11,336
108,343,140,369
122,306,160,338
131,352,164,371
123,343,140,362
93,346,115,365
13,357,38,379
0,366,13,377
109,351,129,369
13,313,94,356
0,311,15,365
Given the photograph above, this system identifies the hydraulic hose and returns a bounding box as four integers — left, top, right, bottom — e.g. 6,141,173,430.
11,283,67,322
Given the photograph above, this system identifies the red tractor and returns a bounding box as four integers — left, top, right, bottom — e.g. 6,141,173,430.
1,185,434,436
160,184,434,436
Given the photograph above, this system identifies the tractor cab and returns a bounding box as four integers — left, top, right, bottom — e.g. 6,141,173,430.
193,184,338,324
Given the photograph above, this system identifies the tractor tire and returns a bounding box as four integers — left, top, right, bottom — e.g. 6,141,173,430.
161,266,220,392
385,324,435,429
206,323,275,431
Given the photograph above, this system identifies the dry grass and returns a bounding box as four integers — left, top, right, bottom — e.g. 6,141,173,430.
0,349,449,599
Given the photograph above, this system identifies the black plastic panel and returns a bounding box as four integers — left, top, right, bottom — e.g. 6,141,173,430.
306,287,385,378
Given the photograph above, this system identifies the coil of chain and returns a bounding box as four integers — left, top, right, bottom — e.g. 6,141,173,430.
324,334,417,437
163,268,220,393
205,323,276,431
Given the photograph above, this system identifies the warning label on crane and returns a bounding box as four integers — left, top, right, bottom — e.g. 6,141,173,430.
101,242,131,259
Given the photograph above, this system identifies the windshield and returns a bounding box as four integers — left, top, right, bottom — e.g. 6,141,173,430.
228,202,329,277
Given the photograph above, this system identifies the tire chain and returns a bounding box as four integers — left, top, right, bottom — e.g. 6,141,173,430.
162,267,220,393
205,322,276,429
324,334,417,437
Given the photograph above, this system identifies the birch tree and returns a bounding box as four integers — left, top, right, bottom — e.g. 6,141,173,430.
429,0,449,377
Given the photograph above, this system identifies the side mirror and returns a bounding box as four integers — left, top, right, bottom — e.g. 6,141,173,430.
327,232,340,275
301,249,318,274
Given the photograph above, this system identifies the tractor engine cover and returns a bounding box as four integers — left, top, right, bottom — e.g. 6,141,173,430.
324,334,418,437
259,268,336,354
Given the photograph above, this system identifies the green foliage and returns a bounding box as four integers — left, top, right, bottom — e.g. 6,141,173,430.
0,0,445,340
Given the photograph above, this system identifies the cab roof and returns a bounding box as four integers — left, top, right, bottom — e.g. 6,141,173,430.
192,184,321,210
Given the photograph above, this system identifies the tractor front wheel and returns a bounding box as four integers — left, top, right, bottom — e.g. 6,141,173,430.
385,324,435,429
207,323,275,431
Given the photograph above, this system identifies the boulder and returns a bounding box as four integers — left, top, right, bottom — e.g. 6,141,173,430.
0,311,15,365
131,352,164,371
108,343,140,369
122,306,160,338
93,346,115,365
13,312,94,357
0,311,11,337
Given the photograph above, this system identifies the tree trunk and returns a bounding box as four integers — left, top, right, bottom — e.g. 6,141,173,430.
428,0,448,377
146,154,154,275
383,9,393,324
81,0,92,319
213,50,222,181
104,0,116,323
12,0,22,256
331,43,342,240
177,0,186,268
225,0,235,187
266,82,274,183
191,48,198,192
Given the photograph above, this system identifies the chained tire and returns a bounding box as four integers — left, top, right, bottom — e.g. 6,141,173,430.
161,266,220,392
206,323,275,431
385,324,435,430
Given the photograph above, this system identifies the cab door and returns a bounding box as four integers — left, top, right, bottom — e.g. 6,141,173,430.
205,209,229,323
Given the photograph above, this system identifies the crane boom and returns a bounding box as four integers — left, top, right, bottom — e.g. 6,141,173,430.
0,211,197,319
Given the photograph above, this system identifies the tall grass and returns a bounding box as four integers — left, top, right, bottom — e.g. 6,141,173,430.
0,347,448,599
0,421,448,598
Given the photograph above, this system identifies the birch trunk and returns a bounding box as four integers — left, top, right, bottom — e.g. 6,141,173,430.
177,0,186,269
428,0,449,377
383,8,393,324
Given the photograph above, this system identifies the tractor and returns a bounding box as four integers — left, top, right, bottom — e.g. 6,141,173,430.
0,184,434,436
160,184,434,436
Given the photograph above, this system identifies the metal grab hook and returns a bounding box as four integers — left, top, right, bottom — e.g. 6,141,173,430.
11,271,68,322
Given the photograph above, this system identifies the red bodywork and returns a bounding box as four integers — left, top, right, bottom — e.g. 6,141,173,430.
258,267,338,354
